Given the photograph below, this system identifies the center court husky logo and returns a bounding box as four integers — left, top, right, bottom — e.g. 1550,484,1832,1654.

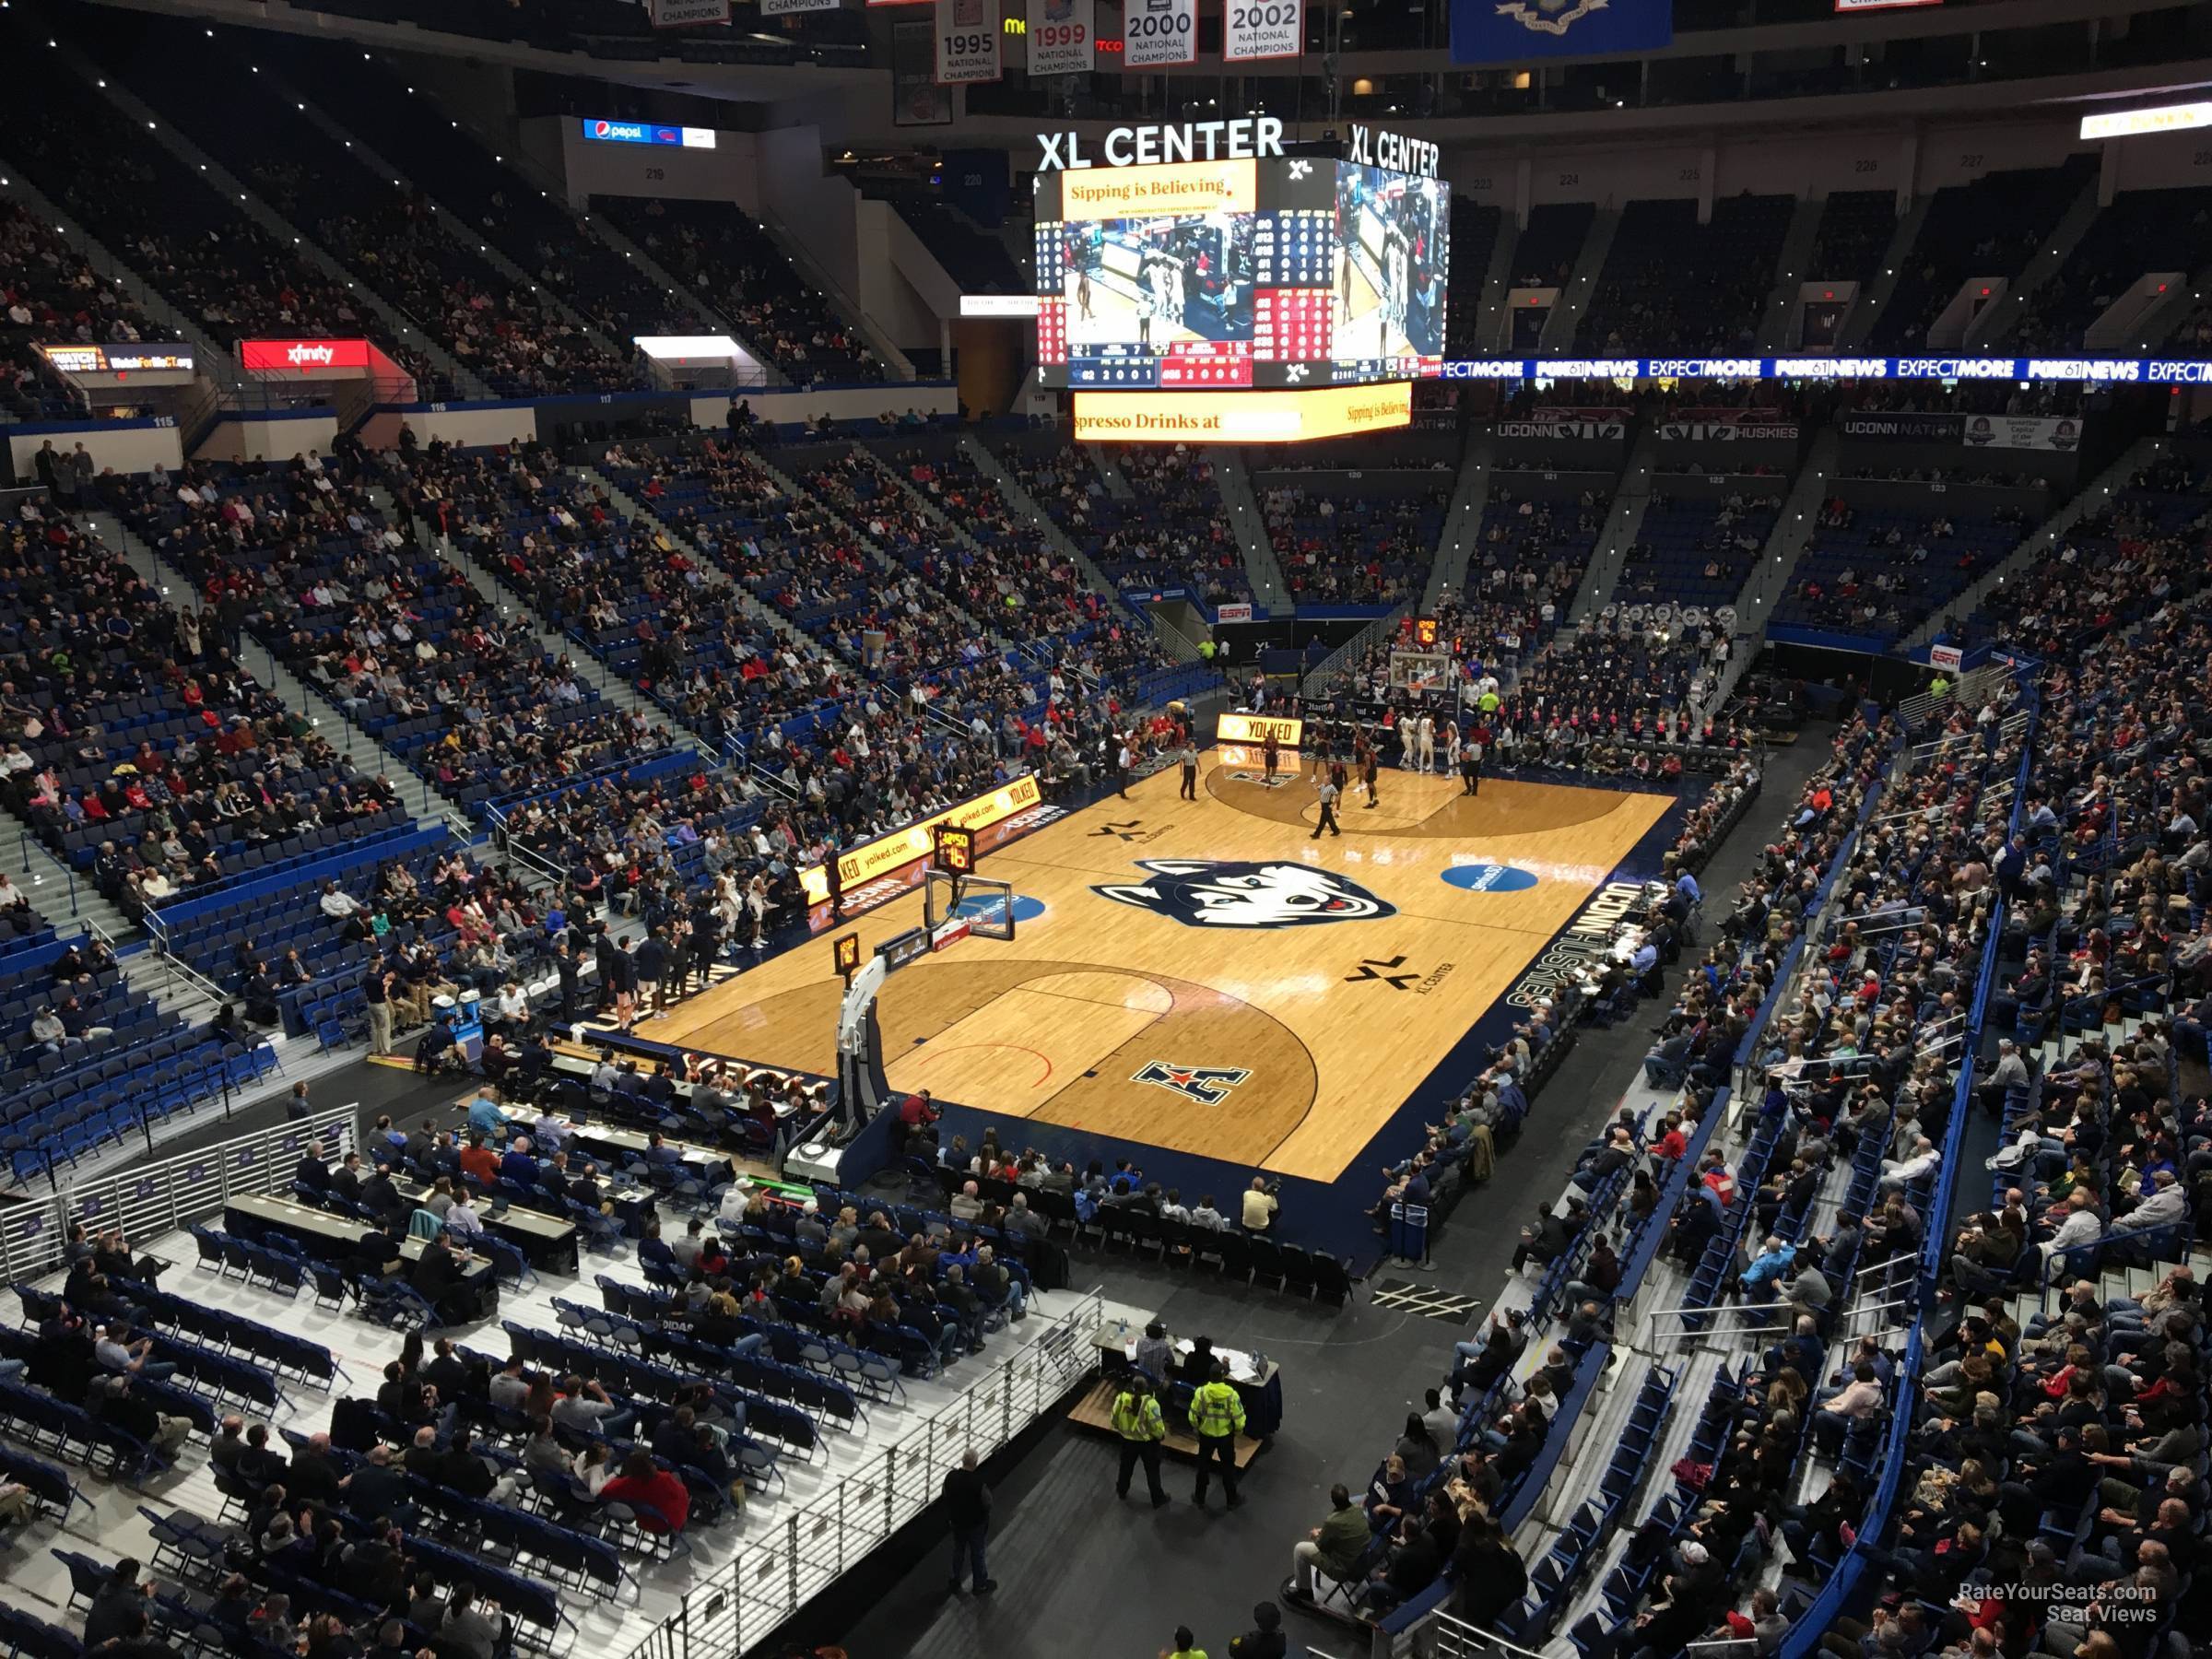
1091,860,1397,929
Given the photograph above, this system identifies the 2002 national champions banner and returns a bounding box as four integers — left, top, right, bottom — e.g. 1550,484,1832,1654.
1451,0,1673,62
1225,0,1303,61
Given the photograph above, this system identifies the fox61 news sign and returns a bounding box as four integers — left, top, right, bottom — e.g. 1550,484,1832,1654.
1026,0,1094,73
935,0,1003,81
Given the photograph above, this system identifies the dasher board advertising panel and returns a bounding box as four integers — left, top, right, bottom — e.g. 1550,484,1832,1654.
798,775,1044,929
1035,156,1446,391
1072,381,1412,443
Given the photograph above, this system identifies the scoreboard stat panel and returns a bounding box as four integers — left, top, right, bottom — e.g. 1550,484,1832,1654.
1159,341,1253,387
1251,208,1332,288
1253,288,1333,364
1035,226,1066,291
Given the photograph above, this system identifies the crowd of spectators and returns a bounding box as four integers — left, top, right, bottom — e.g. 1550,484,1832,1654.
1262,479,1446,608
1,202,176,419
1068,444,1253,607
593,196,884,386
1778,490,2030,642
0,33,445,396
1952,455,2209,653
2,484,404,921
99,444,674,821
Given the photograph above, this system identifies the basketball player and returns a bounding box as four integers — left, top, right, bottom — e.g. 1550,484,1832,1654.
1443,719,1462,775
1135,285,1154,352
1396,715,1416,772
1076,267,1093,321
1262,729,1280,784
1416,712,1436,775
1361,738,1381,810
1178,739,1198,802
1311,772,1341,840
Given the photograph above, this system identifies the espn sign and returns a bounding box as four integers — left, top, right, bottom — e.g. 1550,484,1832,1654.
241,338,374,374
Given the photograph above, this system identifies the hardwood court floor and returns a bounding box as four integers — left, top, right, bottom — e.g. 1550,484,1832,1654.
646,757,1670,1182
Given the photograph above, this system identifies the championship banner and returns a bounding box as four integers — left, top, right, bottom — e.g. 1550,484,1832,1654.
1224,0,1302,61
1451,0,1672,63
1027,0,1095,74
935,0,1003,81
891,18,952,124
646,0,730,24
1121,0,1196,66
759,0,841,13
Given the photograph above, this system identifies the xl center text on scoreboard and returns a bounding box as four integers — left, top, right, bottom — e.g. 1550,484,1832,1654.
1033,120,1448,405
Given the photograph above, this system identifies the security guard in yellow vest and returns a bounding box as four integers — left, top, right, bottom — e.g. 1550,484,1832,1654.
1189,1361,1247,1509
1111,1374,1170,1507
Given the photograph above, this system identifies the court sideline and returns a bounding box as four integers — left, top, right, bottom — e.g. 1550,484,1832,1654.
811,733,1835,1659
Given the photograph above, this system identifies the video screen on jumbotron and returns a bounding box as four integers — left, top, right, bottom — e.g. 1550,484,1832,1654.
1034,157,1447,391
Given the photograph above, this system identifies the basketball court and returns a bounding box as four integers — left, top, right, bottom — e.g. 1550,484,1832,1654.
642,754,1674,1183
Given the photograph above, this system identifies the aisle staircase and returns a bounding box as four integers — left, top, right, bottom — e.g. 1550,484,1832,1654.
1209,446,1289,616
1756,196,1829,350
1424,429,1498,609
1726,426,1840,643
1838,198,1932,348
1537,209,1620,352
1567,426,1658,622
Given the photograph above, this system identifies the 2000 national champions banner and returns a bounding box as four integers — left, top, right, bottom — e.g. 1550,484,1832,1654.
935,0,1003,83
1121,0,1196,65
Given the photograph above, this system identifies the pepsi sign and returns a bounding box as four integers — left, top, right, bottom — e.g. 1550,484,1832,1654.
580,119,716,149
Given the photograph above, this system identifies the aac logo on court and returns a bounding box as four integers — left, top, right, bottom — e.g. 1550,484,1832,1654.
1132,1062,1252,1105
1091,860,1398,929
1441,861,1540,895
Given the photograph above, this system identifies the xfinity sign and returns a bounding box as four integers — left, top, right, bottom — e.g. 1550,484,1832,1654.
1036,117,1285,171
1347,124,1440,179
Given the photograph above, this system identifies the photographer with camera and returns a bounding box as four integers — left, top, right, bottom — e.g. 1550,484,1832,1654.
1241,1174,1280,1232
